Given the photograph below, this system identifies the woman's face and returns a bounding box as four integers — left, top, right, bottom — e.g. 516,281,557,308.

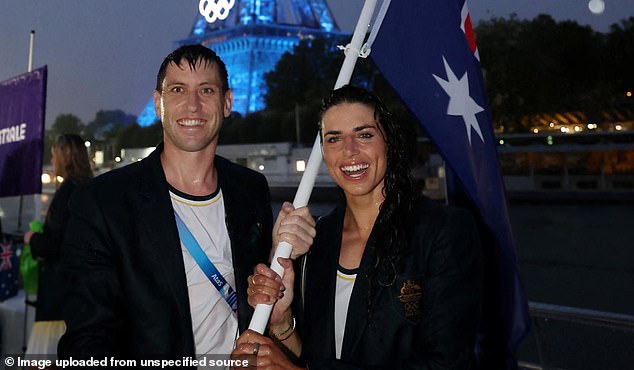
321,102,387,200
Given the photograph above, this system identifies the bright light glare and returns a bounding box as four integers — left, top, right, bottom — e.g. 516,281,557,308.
615,124,623,131
295,160,306,172
258,164,265,171
84,140,91,148
56,176,65,183
574,126,582,132
532,128,539,134
41,173,52,184
115,156,121,163
560,127,569,133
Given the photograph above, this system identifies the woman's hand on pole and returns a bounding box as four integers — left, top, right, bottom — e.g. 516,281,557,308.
272,202,315,259
247,260,294,326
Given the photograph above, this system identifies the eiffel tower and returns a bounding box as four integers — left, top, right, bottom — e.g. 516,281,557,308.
138,0,345,127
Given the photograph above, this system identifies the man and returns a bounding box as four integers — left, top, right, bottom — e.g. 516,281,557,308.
58,44,315,358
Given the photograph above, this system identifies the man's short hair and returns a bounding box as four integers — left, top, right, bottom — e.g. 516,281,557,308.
155,44,229,93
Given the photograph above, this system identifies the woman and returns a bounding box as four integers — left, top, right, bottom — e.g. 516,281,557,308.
233,85,482,369
24,134,93,356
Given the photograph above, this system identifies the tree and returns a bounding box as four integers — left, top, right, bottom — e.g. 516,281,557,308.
605,17,634,100
85,109,137,139
263,36,377,108
44,114,86,163
226,14,633,139
264,37,345,112
117,122,163,148
50,114,84,137
476,14,606,131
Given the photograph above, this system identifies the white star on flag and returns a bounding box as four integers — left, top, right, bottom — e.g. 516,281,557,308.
433,56,485,145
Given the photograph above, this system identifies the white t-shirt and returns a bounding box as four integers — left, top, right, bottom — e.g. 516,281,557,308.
170,187,238,356
334,265,357,359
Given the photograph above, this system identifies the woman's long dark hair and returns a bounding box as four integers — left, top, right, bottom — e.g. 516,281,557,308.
319,85,415,294
53,134,93,183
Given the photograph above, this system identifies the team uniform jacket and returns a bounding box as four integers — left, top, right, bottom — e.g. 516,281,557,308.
58,144,273,359
300,197,482,369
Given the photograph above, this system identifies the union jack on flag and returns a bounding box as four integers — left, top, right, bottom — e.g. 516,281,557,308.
0,238,13,271
0,237,19,301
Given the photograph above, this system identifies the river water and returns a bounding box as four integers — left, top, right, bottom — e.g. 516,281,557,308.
510,200,634,369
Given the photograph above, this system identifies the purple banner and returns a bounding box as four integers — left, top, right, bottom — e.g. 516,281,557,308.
0,66,47,197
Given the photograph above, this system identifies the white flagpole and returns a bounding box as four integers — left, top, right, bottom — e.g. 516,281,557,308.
248,0,381,334
28,30,35,72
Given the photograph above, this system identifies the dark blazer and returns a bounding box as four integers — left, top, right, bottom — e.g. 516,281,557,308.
58,144,273,359
30,179,78,321
300,197,482,370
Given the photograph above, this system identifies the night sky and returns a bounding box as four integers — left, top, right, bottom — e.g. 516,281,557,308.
0,0,631,128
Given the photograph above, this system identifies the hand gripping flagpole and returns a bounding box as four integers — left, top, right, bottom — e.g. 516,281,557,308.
248,0,382,334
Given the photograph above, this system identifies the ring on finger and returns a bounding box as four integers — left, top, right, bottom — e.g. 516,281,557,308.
250,274,258,285
252,342,260,355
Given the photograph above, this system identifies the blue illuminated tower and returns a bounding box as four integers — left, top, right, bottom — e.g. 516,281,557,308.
138,0,345,127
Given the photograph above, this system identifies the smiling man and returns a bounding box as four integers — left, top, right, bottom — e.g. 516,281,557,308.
57,45,315,360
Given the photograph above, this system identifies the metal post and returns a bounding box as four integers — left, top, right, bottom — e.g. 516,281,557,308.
28,30,35,73
16,30,36,233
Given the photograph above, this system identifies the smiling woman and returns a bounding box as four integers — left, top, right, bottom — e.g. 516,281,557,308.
320,102,387,201
233,85,483,369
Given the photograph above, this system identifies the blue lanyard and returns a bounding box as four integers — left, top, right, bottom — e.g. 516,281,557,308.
174,211,238,317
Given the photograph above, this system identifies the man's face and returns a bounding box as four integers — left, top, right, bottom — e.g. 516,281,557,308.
153,60,232,154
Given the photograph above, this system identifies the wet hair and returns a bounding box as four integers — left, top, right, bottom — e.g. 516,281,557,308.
52,134,93,183
318,85,415,291
155,44,229,93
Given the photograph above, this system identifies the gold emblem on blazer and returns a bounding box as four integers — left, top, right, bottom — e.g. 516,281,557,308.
399,280,422,317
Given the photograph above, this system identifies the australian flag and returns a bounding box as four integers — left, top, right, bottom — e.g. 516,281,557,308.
0,235,20,301
371,0,530,368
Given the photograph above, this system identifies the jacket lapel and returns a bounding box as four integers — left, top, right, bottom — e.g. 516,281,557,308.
216,157,260,331
340,225,384,360
136,146,192,327
306,208,342,359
